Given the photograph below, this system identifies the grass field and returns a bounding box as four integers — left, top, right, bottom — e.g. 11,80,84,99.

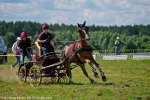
0,56,149,100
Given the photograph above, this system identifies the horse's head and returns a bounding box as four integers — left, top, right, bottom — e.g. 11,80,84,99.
77,21,90,41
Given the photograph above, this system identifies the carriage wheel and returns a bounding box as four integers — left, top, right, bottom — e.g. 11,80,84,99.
61,75,70,83
54,69,71,83
29,66,42,87
51,66,63,83
19,66,26,85
51,70,59,83
59,70,71,83
51,67,71,83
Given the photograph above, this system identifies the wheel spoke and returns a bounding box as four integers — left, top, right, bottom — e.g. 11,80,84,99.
19,66,26,85
29,66,41,87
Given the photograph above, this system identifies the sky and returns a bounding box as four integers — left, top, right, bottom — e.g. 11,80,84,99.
0,0,150,26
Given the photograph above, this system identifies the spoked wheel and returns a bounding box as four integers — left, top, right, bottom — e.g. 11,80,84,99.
29,66,42,87
59,70,70,83
58,69,72,83
51,70,59,83
51,66,71,84
60,75,70,83
19,66,26,85
51,66,63,83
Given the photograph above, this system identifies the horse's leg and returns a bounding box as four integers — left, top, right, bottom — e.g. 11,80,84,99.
64,61,73,84
91,58,107,82
85,59,99,78
78,63,95,83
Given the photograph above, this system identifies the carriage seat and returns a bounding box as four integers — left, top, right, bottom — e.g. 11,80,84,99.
35,42,60,66
35,42,43,59
35,41,56,59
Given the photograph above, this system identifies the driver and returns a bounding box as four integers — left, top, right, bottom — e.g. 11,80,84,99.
37,24,56,55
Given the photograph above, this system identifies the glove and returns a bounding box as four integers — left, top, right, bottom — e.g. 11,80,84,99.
42,40,47,43
20,49,23,53
31,43,35,45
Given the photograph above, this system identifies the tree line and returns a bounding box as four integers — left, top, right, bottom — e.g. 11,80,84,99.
0,20,150,53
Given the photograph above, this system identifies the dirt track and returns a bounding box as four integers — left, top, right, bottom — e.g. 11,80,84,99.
0,67,53,83
0,68,18,82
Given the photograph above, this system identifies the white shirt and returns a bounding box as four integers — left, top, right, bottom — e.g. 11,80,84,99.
12,42,18,54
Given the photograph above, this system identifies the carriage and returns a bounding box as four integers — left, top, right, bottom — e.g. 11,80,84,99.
18,21,106,87
18,42,77,87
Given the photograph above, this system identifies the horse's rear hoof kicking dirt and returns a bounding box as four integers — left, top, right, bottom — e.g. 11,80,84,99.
61,21,107,84
102,76,107,82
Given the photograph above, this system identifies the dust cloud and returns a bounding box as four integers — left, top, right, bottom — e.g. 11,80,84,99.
0,68,19,82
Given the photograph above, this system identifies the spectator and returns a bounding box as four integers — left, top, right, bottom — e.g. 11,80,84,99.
11,37,21,69
115,37,122,55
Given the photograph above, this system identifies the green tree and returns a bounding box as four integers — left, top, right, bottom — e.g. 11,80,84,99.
125,38,137,49
23,21,35,36
102,37,108,49
33,33,39,43
14,21,25,36
0,20,7,36
4,32,16,48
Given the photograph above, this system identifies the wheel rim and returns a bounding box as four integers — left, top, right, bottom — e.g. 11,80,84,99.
61,76,69,83
29,66,41,87
19,67,26,85
52,69,70,84
59,70,69,83
51,70,59,83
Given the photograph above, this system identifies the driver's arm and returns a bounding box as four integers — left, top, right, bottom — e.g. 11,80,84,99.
52,38,56,43
37,39,43,43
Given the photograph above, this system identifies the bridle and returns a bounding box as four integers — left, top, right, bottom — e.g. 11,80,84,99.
78,26,90,41
71,25,92,64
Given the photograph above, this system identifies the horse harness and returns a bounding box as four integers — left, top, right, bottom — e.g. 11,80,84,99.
72,40,93,64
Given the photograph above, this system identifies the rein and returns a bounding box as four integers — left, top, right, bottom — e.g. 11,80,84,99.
74,46,93,53
76,39,89,42
72,39,93,53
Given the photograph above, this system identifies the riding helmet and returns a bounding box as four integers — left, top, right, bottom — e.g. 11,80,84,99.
42,24,49,29
21,32,27,37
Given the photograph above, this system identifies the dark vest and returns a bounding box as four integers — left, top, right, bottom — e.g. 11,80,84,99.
40,32,52,47
19,38,31,54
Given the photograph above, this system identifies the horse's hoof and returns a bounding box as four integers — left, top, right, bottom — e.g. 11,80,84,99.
94,72,99,78
102,76,107,82
90,79,95,83
95,75,99,78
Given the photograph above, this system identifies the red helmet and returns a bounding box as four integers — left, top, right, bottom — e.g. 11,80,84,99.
42,24,49,29
21,32,27,37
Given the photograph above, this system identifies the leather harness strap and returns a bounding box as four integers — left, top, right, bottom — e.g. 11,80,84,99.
71,40,93,64
71,40,77,52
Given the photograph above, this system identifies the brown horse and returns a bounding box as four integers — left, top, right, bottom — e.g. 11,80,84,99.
61,21,106,83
